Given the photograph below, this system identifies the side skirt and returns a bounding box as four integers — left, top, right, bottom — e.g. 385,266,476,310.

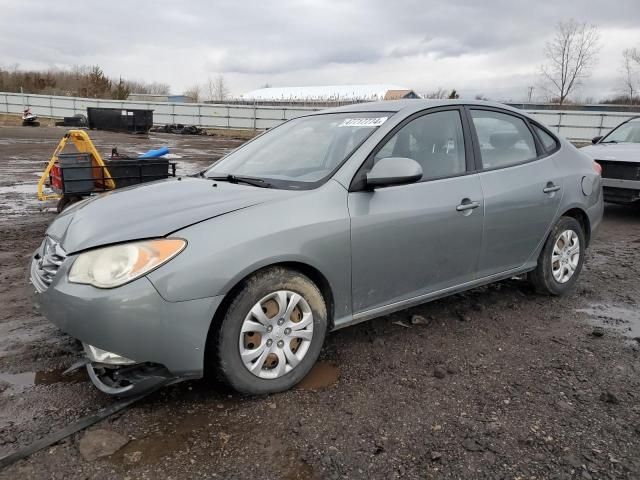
331,264,536,331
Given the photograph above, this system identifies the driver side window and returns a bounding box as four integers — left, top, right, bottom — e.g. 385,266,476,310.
373,110,466,181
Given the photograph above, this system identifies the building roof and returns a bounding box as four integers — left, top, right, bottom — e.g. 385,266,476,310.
240,84,418,102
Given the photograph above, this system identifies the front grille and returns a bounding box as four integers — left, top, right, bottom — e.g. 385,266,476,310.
31,237,66,292
598,160,640,181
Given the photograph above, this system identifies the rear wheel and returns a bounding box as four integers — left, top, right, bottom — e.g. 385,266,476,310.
528,216,585,295
215,267,327,394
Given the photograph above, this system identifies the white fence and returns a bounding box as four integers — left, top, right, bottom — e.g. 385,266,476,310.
0,92,315,130
524,110,636,142
1,91,636,141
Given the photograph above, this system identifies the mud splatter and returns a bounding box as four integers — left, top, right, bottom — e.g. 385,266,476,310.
296,361,340,391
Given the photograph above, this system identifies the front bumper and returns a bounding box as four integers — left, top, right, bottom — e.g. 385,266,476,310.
602,178,640,204
602,178,640,190
31,248,224,383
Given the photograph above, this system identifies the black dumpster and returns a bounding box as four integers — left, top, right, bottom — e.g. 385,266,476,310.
105,159,172,188
87,107,154,134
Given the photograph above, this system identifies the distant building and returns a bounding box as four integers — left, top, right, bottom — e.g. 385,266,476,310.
239,84,420,104
127,93,195,103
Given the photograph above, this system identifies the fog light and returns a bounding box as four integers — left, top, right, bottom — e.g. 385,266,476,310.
84,343,136,365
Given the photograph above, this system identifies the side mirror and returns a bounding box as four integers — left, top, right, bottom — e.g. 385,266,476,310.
366,157,423,188
592,136,603,144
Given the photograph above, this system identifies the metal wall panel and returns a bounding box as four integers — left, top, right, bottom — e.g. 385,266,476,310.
1,92,636,141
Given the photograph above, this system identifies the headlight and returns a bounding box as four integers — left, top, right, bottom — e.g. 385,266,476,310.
68,238,186,288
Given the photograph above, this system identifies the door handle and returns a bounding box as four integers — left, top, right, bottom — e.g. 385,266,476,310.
456,200,480,212
543,183,561,194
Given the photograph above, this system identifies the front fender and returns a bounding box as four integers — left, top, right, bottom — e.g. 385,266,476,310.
147,180,352,322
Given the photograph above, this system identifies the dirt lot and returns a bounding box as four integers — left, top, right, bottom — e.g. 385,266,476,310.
0,126,638,479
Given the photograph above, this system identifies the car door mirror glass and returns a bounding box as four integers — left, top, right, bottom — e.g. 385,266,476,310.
592,136,603,144
366,157,423,188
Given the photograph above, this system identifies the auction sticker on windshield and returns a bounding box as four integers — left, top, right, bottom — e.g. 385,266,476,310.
338,117,388,127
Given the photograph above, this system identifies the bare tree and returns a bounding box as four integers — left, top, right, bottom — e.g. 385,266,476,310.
422,87,448,99
207,75,230,102
0,64,175,99
540,19,601,105
111,77,130,100
526,86,535,102
620,49,639,105
147,82,171,95
183,84,201,103
81,65,111,98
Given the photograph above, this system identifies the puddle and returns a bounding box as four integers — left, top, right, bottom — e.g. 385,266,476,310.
0,367,87,389
295,361,340,391
112,434,184,466
576,304,640,342
110,414,316,479
0,182,55,218
109,408,215,466
0,183,38,194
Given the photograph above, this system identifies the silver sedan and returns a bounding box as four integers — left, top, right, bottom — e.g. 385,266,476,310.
31,100,603,395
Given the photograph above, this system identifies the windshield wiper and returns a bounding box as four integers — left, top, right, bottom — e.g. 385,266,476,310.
600,140,618,144
207,174,272,188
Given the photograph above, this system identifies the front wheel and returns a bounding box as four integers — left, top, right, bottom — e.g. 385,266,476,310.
215,267,327,394
528,216,586,295
56,195,83,213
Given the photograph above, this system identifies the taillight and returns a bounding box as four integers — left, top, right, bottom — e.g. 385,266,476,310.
593,161,602,175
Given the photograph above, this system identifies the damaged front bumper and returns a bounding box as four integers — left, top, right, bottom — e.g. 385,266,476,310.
30,240,225,396
82,344,173,396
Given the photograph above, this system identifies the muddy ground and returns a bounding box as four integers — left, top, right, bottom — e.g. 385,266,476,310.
0,126,638,479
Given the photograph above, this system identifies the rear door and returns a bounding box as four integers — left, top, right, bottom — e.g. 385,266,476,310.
348,107,484,314
466,107,563,277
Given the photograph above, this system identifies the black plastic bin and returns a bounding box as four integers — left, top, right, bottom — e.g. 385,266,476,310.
57,153,95,194
105,158,171,188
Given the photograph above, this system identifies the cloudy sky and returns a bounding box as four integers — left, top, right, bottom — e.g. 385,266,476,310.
1,0,639,101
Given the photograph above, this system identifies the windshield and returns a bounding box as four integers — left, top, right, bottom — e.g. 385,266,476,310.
601,120,640,143
205,112,391,189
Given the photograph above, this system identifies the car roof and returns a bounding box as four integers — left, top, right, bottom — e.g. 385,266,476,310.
311,99,529,118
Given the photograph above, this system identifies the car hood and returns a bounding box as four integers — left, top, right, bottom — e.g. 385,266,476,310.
47,177,296,253
580,143,640,163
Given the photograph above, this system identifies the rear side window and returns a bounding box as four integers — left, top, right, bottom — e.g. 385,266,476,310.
470,110,537,169
532,124,559,152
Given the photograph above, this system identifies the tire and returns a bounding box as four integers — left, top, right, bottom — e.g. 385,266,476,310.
528,216,586,295
215,267,327,395
56,195,82,213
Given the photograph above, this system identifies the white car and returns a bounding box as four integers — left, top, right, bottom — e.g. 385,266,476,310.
581,116,640,204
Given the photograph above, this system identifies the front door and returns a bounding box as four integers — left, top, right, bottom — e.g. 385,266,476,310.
348,108,484,314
